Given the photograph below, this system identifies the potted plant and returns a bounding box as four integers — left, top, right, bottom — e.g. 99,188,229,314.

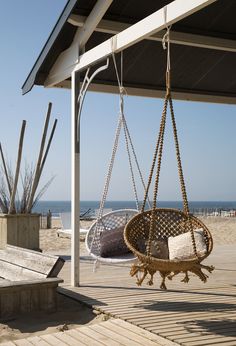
0,103,57,250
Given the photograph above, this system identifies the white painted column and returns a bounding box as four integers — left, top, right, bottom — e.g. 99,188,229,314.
70,0,114,286
71,70,80,286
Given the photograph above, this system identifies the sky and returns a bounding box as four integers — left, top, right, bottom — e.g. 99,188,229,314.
0,1,236,202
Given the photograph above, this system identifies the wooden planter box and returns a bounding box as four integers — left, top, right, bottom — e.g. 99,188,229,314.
0,214,40,250
0,245,65,319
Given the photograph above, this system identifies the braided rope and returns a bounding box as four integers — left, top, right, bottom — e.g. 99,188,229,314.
141,96,169,213
119,99,139,210
90,114,122,253
112,51,140,209
169,96,198,258
169,97,189,214
146,94,169,257
90,51,145,254
145,26,198,259
122,116,151,209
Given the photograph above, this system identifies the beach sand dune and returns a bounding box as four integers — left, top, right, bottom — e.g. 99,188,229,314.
200,216,236,245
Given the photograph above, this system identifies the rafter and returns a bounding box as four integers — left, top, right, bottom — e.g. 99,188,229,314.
68,14,236,53
45,0,217,88
55,80,236,105
45,0,113,90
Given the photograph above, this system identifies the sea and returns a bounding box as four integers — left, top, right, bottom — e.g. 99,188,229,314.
32,200,236,218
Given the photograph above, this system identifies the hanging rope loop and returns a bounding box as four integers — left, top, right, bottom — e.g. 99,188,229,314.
162,26,171,96
124,8,214,287
91,46,151,255
162,6,172,96
141,23,199,259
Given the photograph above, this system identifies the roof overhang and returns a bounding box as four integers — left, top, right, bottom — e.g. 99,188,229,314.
22,0,236,104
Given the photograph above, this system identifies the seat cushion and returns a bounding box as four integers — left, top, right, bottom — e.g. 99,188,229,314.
168,228,207,261
136,238,169,259
100,226,131,257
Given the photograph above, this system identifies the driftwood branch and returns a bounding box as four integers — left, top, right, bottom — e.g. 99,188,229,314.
26,102,52,213
9,120,26,214
19,164,34,213
0,102,57,214
40,119,57,177
0,143,12,196
0,196,7,213
28,119,57,212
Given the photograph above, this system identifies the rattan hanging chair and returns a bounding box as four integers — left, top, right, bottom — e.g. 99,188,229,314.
124,208,214,289
124,29,214,289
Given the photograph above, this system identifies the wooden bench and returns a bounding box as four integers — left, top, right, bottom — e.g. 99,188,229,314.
0,245,65,319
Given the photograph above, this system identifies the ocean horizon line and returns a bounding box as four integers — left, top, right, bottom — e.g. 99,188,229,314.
39,199,236,203
33,200,236,216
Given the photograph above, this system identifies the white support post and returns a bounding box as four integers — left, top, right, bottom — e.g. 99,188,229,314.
71,70,80,287
70,0,113,287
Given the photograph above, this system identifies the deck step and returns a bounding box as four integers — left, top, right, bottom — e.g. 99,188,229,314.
0,319,177,346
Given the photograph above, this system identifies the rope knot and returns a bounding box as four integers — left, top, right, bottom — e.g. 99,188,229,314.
162,28,170,50
162,25,172,93
119,86,128,96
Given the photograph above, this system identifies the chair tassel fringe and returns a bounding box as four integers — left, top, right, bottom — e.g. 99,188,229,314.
130,262,215,290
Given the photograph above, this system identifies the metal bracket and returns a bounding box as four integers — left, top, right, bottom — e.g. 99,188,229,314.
77,58,109,142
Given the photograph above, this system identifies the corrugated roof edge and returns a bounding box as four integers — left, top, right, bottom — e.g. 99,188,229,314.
22,0,78,95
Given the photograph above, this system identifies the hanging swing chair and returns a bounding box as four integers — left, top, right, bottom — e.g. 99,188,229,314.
86,52,150,265
124,27,214,289
86,209,138,263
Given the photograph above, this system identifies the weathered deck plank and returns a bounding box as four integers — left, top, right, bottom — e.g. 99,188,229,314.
43,333,77,346
1,320,173,346
56,247,236,346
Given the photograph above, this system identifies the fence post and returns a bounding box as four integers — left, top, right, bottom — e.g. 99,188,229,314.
47,210,52,229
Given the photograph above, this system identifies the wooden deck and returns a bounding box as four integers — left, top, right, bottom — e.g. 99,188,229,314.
57,243,236,346
0,319,174,346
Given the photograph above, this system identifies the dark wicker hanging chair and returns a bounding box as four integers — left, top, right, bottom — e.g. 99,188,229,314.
124,30,214,290
124,208,214,289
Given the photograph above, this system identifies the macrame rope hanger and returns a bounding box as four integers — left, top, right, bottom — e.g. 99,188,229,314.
111,46,151,211
124,8,214,289
162,5,171,94
89,43,150,261
112,48,139,211
147,22,199,259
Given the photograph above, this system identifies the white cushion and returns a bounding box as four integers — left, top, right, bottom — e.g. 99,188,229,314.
168,228,207,261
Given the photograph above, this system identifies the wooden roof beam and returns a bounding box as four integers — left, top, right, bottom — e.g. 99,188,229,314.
45,0,217,88
44,0,113,89
68,14,236,53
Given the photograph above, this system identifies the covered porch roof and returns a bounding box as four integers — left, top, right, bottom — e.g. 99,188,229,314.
22,0,236,287
22,0,236,104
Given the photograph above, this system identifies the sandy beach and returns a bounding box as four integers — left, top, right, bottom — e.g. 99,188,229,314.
0,215,235,343
40,216,236,253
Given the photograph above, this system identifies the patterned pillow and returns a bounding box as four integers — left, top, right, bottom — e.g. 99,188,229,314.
168,228,207,261
136,238,169,259
100,226,131,257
